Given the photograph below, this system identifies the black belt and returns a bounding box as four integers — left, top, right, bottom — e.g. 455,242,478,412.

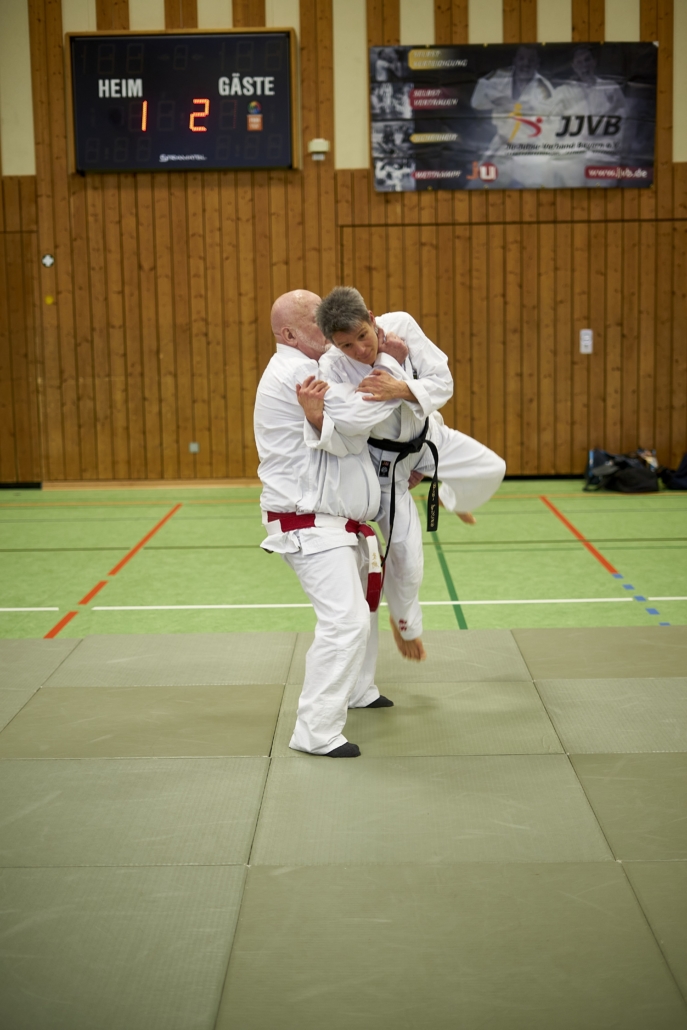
369,418,439,564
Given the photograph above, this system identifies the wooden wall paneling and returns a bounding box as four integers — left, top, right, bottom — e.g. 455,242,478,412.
19,229,42,481
671,221,687,464
152,174,179,478
470,222,489,446
504,0,536,43
452,191,470,224
219,172,245,477
84,177,113,479
554,222,572,471
352,170,371,227
369,224,388,313
386,224,404,312
254,172,274,375
103,176,130,477
674,165,687,218
620,221,640,450
436,224,454,422
268,172,289,301
604,221,622,452
353,227,373,303
587,220,606,451
571,222,590,469
202,174,227,477
232,0,265,26
655,0,674,219
367,0,400,46
653,221,673,462
453,224,471,430
96,0,129,30
120,174,146,479
486,191,505,226
285,173,305,290
504,191,521,225
169,174,194,477
136,174,163,480
419,215,438,343
236,173,260,471
165,0,198,29
0,238,16,480
537,190,555,224
521,222,539,471
434,0,468,45
637,221,657,448
640,0,658,220
403,223,421,319
336,171,353,227
469,191,486,226
2,179,20,232
538,222,555,472
589,0,604,41
69,175,97,479
504,223,522,472
340,226,354,285
487,223,505,457
187,170,212,478
18,176,38,233
316,0,337,292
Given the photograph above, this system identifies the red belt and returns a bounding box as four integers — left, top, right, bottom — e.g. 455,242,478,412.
267,512,383,612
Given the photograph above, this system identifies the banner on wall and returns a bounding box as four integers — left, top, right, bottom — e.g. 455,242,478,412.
370,43,657,191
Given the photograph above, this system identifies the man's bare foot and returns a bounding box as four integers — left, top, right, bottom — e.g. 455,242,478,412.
457,512,476,524
390,618,427,661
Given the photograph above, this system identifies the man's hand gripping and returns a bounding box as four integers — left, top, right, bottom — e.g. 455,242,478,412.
296,375,329,433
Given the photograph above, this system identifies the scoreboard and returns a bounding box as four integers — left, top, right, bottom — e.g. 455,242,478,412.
67,31,296,173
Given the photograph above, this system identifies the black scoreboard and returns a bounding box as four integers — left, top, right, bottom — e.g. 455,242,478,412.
68,31,296,173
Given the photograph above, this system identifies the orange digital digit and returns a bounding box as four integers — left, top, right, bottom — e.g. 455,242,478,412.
141,100,148,132
189,98,210,132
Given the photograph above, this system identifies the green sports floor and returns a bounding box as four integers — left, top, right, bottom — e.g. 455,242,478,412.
1,479,687,1029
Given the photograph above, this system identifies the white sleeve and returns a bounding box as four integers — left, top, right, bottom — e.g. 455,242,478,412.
322,381,404,436
391,313,453,418
303,412,368,456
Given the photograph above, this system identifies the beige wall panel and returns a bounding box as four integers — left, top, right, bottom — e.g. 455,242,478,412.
537,0,572,42
0,0,36,176
62,0,97,33
400,0,435,45
605,0,639,41
333,0,368,169
129,0,165,29
468,0,502,43
197,0,233,27
676,0,687,161
266,0,299,35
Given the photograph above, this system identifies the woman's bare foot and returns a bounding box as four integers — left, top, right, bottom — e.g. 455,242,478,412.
457,512,476,524
390,618,427,661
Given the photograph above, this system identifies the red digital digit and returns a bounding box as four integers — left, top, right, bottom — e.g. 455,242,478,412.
141,100,148,132
189,98,210,132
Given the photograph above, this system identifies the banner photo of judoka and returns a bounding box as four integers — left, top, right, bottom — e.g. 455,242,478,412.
370,42,657,192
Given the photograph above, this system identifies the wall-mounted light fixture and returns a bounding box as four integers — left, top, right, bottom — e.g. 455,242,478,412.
307,138,331,161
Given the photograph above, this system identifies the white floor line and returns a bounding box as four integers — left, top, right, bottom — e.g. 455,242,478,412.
0,607,59,612
646,597,687,601
90,597,637,611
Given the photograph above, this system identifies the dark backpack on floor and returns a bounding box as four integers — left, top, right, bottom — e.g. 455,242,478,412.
660,453,687,490
585,449,659,493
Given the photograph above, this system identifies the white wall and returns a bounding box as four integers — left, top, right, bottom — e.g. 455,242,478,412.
197,0,233,28
605,0,640,42
332,0,368,168
0,0,36,176
537,0,572,42
62,0,97,33
468,0,503,44
266,0,299,36
400,0,434,46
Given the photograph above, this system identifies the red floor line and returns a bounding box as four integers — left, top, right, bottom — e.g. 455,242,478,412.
44,611,79,639
78,580,108,605
108,503,182,576
539,495,619,575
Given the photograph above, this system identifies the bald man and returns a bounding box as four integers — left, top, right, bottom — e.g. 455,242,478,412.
254,290,408,757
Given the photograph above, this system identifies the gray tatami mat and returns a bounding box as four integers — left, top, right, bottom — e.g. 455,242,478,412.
272,679,563,757
0,865,245,1030
624,862,687,999
513,626,687,680
0,758,268,867
0,686,37,733
571,753,687,861
215,864,687,1030
250,755,612,866
287,629,532,686
0,684,284,758
44,632,297,686
536,678,687,753
0,637,81,689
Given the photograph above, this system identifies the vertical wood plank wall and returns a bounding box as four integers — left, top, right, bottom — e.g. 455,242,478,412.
0,0,685,481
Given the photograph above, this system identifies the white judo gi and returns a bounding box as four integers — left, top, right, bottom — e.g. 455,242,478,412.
254,343,405,755
318,312,506,641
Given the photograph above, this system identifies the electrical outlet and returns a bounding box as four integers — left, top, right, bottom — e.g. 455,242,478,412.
580,329,593,354
189,442,199,454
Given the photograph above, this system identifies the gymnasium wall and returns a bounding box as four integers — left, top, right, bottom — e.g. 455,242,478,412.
0,0,685,483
